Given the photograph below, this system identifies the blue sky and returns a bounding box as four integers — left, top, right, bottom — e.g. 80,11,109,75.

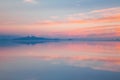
0,0,120,21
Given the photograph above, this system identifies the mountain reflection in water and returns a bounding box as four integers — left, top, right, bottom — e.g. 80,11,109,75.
0,41,120,80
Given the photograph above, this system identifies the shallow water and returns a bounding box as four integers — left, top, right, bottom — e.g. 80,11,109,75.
0,41,120,80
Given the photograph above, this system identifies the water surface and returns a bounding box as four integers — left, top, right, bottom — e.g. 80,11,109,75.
0,41,120,80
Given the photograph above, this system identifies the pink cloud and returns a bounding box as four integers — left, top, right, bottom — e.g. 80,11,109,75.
23,0,37,4
34,14,120,26
33,7,120,26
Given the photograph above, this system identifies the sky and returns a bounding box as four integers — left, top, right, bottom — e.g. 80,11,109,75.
0,0,120,37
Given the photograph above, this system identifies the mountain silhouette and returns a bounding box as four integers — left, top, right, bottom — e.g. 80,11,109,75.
14,36,60,41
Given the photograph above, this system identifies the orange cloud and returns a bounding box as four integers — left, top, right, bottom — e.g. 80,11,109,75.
116,27,120,36
91,14,120,23
90,7,120,16
34,7,120,26
35,13,120,26
61,25,119,38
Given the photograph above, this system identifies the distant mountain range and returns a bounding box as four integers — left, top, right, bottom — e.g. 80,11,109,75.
14,36,61,41
0,35,120,41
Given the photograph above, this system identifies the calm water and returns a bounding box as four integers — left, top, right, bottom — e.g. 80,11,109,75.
0,41,120,80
